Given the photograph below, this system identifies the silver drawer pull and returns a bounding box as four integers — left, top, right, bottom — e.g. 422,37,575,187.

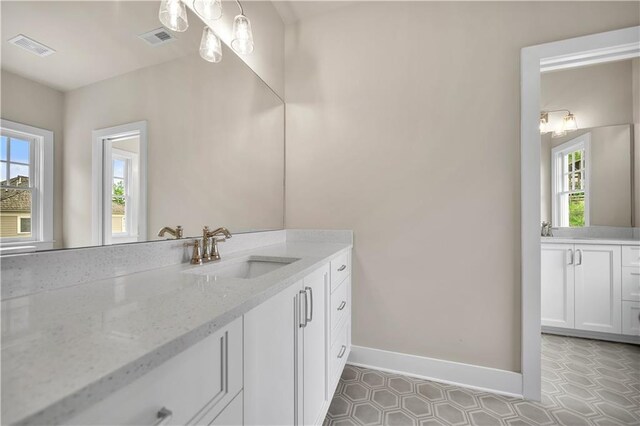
337,265,347,272
337,345,347,359
337,301,347,311
154,407,173,426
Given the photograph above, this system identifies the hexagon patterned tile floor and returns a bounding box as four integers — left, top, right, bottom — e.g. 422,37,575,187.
324,334,640,425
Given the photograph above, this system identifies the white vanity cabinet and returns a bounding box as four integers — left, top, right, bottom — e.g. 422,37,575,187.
574,245,621,333
542,241,639,340
244,253,351,426
541,243,575,328
68,317,244,426
67,250,352,426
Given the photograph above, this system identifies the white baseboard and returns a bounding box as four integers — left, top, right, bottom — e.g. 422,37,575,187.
348,345,523,398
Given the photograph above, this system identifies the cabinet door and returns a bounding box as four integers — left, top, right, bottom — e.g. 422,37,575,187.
302,265,330,426
575,245,622,333
244,282,302,426
541,244,575,328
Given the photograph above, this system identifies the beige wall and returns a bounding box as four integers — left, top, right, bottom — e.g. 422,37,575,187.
1,70,64,248
541,126,632,227
64,46,284,248
284,1,640,372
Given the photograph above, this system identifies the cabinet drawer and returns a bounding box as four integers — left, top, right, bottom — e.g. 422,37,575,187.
622,267,640,301
330,252,351,292
330,321,350,388
330,276,350,336
622,301,640,336
622,246,640,267
69,317,243,426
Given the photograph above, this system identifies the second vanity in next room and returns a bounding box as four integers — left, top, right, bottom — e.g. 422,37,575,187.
1,230,353,426
541,236,640,342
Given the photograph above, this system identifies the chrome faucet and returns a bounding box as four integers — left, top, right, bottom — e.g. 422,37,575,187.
158,225,183,239
201,226,232,262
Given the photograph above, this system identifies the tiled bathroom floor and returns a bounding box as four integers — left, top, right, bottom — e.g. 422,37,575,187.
324,335,640,425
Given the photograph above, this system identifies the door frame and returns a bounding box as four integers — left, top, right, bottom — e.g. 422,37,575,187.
520,26,639,400
91,121,148,246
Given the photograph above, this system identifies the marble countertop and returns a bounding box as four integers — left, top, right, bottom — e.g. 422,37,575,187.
1,241,352,426
541,236,640,245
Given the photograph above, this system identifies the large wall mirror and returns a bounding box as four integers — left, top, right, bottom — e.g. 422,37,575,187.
540,58,639,229
0,1,285,252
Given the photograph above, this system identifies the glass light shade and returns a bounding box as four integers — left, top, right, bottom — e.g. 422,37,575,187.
194,0,222,20
563,113,578,132
199,27,222,63
539,113,549,134
231,14,254,54
159,0,188,32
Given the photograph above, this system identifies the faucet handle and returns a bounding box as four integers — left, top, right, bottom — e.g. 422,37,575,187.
184,240,202,265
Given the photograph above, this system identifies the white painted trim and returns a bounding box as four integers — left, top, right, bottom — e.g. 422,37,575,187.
92,121,147,246
0,119,54,246
348,345,523,398
521,26,640,400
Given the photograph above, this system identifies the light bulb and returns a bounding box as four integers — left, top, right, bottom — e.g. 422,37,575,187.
159,0,188,32
563,113,578,132
231,14,254,54
199,27,222,63
194,0,222,20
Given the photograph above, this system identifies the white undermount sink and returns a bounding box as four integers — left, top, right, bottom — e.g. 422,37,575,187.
186,256,300,280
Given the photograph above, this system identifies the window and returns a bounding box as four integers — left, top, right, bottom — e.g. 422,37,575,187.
551,133,590,228
0,120,53,247
110,152,134,237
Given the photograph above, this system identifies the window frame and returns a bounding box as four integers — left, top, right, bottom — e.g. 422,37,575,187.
0,119,53,249
551,133,591,228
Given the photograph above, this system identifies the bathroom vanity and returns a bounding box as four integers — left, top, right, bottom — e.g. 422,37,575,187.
541,237,640,342
1,230,352,425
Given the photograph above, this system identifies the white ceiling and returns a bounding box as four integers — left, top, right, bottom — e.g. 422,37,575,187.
271,1,355,25
1,1,204,92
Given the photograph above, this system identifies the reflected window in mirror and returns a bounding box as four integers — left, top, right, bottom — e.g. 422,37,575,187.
552,133,590,228
0,120,53,248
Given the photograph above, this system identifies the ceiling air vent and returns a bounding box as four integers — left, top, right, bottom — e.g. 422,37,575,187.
139,28,176,46
8,34,56,57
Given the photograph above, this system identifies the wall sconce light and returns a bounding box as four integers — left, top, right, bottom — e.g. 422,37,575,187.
160,0,254,63
159,0,189,32
231,1,254,55
539,110,578,138
200,26,222,62
194,0,222,21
